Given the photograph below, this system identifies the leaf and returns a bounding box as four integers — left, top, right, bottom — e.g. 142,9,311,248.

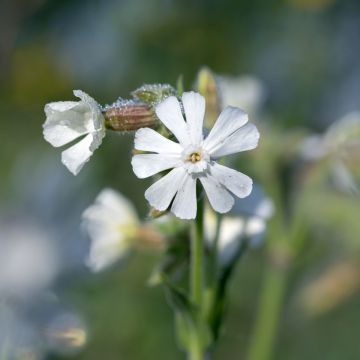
162,275,212,352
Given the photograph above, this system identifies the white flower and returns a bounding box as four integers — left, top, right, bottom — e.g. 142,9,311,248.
205,185,274,266
299,112,360,193
43,90,106,175
217,75,265,116
82,188,139,272
131,91,260,219
0,223,59,296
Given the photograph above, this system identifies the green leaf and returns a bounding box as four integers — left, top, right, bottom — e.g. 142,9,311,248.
162,275,212,351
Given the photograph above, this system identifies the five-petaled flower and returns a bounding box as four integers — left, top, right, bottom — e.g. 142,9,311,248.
131,91,260,219
43,90,106,175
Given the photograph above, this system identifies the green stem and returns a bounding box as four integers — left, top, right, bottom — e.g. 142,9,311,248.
247,259,288,360
189,198,205,360
191,198,204,307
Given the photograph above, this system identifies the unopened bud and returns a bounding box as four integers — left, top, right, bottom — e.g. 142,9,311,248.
103,100,157,131
195,67,221,127
132,84,176,104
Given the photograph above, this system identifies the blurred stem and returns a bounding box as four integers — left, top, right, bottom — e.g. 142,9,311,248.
189,198,205,360
247,253,288,360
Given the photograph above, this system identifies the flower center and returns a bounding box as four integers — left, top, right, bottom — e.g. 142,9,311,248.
188,151,202,163
182,146,209,174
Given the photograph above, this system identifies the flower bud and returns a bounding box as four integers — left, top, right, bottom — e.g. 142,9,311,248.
103,100,158,131
132,84,177,104
195,67,221,128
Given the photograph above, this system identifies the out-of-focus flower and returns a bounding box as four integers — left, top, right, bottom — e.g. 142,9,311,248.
205,185,274,266
298,261,360,317
217,75,265,117
0,222,59,297
300,112,360,193
45,311,87,356
82,188,139,272
132,92,259,219
82,189,165,272
43,90,106,175
0,295,87,359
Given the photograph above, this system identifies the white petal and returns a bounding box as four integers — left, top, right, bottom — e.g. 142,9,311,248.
90,128,106,152
182,91,205,144
210,123,259,158
171,174,197,219
200,175,234,213
210,163,253,198
86,232,130,272
134,127,182,154
73,89,104,131
131,154,181,178
145,167,187,211
43,102,91,147
83,188,138,226
61,134,94,175
45,101,84,114
155,96,189,146
203,106,248,154
217,216,245,265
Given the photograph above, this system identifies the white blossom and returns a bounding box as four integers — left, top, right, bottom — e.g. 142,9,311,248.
299,112,360,194
43,90,105,175
217,75,265,116
205,185,274,266
0,223,59,297
82,188,139,272
131,91,260,219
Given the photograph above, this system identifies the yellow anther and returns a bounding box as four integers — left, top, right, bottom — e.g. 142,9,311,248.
189,152,201,163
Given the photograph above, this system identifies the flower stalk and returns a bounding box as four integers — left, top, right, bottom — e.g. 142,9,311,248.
189,197,205,360
247,255,288,360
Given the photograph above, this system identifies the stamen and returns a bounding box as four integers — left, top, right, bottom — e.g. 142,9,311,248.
189,152,202,163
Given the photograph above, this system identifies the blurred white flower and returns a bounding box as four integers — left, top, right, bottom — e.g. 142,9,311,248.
43,90,106,175
132,91,259,219
217,75,265,116
299,112,360,193
45,311,87,356
205,185,274,266
0,295,87,360
82,188,139,272
0,223,59,297
300,112,360,161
